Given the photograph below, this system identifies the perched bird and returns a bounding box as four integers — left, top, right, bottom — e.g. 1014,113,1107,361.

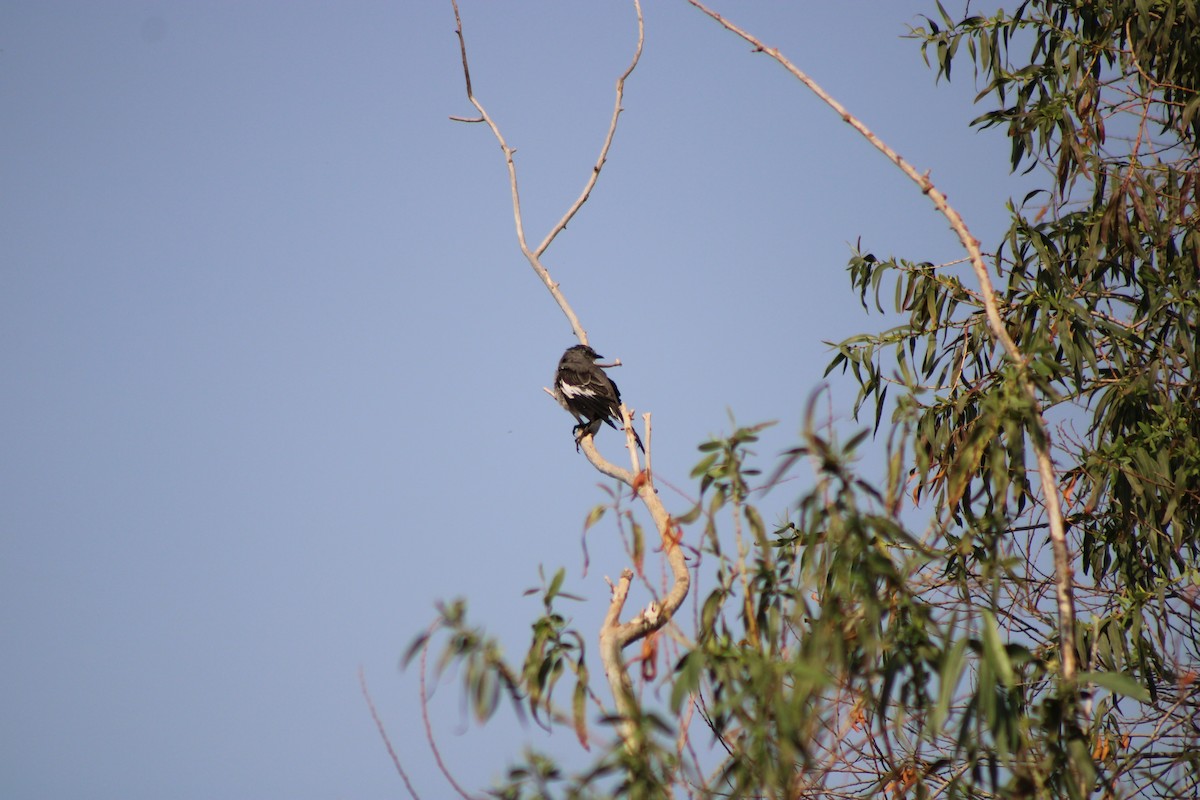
551,344,644,452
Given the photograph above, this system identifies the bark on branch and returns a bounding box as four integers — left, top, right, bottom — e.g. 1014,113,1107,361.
582,423,690,753
450,0,687,756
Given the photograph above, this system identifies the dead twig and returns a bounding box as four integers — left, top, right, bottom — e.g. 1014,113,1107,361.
450,0,685,759
419,623,482,800
449,0,643,344
360,666,423,800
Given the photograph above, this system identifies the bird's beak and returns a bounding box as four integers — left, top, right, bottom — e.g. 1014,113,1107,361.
592,352,604,359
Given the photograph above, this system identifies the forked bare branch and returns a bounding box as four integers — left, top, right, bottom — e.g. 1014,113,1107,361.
535,5,644,258
449,0,644,344
449,0,687,757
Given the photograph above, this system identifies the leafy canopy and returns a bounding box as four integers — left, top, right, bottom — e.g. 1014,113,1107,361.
419,2,1200,798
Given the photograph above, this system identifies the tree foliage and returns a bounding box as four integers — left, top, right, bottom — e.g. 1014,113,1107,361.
408,2,1200,798
829,1,1200,795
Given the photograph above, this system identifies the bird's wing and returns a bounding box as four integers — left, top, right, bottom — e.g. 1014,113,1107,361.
557,362,619,424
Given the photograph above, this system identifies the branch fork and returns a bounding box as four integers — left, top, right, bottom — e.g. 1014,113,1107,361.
451,0,682,756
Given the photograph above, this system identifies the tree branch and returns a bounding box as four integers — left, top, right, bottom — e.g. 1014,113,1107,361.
450,0,688,757
360,666,422,800
450,0,643,343
419,622,483,800
580,428,690,753
536,2,644,258
684,1,1077,684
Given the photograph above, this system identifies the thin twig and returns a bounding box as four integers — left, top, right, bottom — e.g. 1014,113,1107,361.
419,625,481,800
448,0,585,341
449,0,644,344
620,403,643,476
451,0,687,758
359,666,423,800
535,1,645,258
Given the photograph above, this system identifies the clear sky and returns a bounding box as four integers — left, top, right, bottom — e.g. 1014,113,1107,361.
2,2,1028,797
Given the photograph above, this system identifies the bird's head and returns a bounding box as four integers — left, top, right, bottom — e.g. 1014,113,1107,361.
564,344,602,361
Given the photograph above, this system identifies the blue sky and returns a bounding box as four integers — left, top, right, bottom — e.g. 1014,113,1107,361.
2,2,1028,796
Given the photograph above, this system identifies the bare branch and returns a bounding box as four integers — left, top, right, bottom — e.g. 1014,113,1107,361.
449,0,644,344
580,429,690,753
599,569,638,748
419,625,483,800
534,2,645,258
360,666,423,800
451,0,685,758
448,0,585,341
619,403,643,475
683,0,1078,686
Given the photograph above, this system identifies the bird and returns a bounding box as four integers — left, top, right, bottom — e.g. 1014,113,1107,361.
551,344,644,452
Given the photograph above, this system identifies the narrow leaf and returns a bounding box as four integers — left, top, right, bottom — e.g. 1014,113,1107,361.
981,610,1016,687
1078,670,1151,703
573,666,590,750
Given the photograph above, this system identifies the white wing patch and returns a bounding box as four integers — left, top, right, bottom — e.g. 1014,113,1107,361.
559,381,597,399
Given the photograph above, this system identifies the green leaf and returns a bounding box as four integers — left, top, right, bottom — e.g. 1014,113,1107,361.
670,650,704,712
573,664,590,750
744,505,766,547
583,504,606,531
1067,737,1097,800
674,502,702,525
1078,670,1151,703
932,636,970,732
690,452,718,479
981,610,1015,688
547,567,565,602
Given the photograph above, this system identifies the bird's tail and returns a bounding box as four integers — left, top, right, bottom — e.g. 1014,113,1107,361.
603,416,644,452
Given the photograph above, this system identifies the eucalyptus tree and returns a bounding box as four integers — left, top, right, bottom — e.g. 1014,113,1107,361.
391,3,1200,798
